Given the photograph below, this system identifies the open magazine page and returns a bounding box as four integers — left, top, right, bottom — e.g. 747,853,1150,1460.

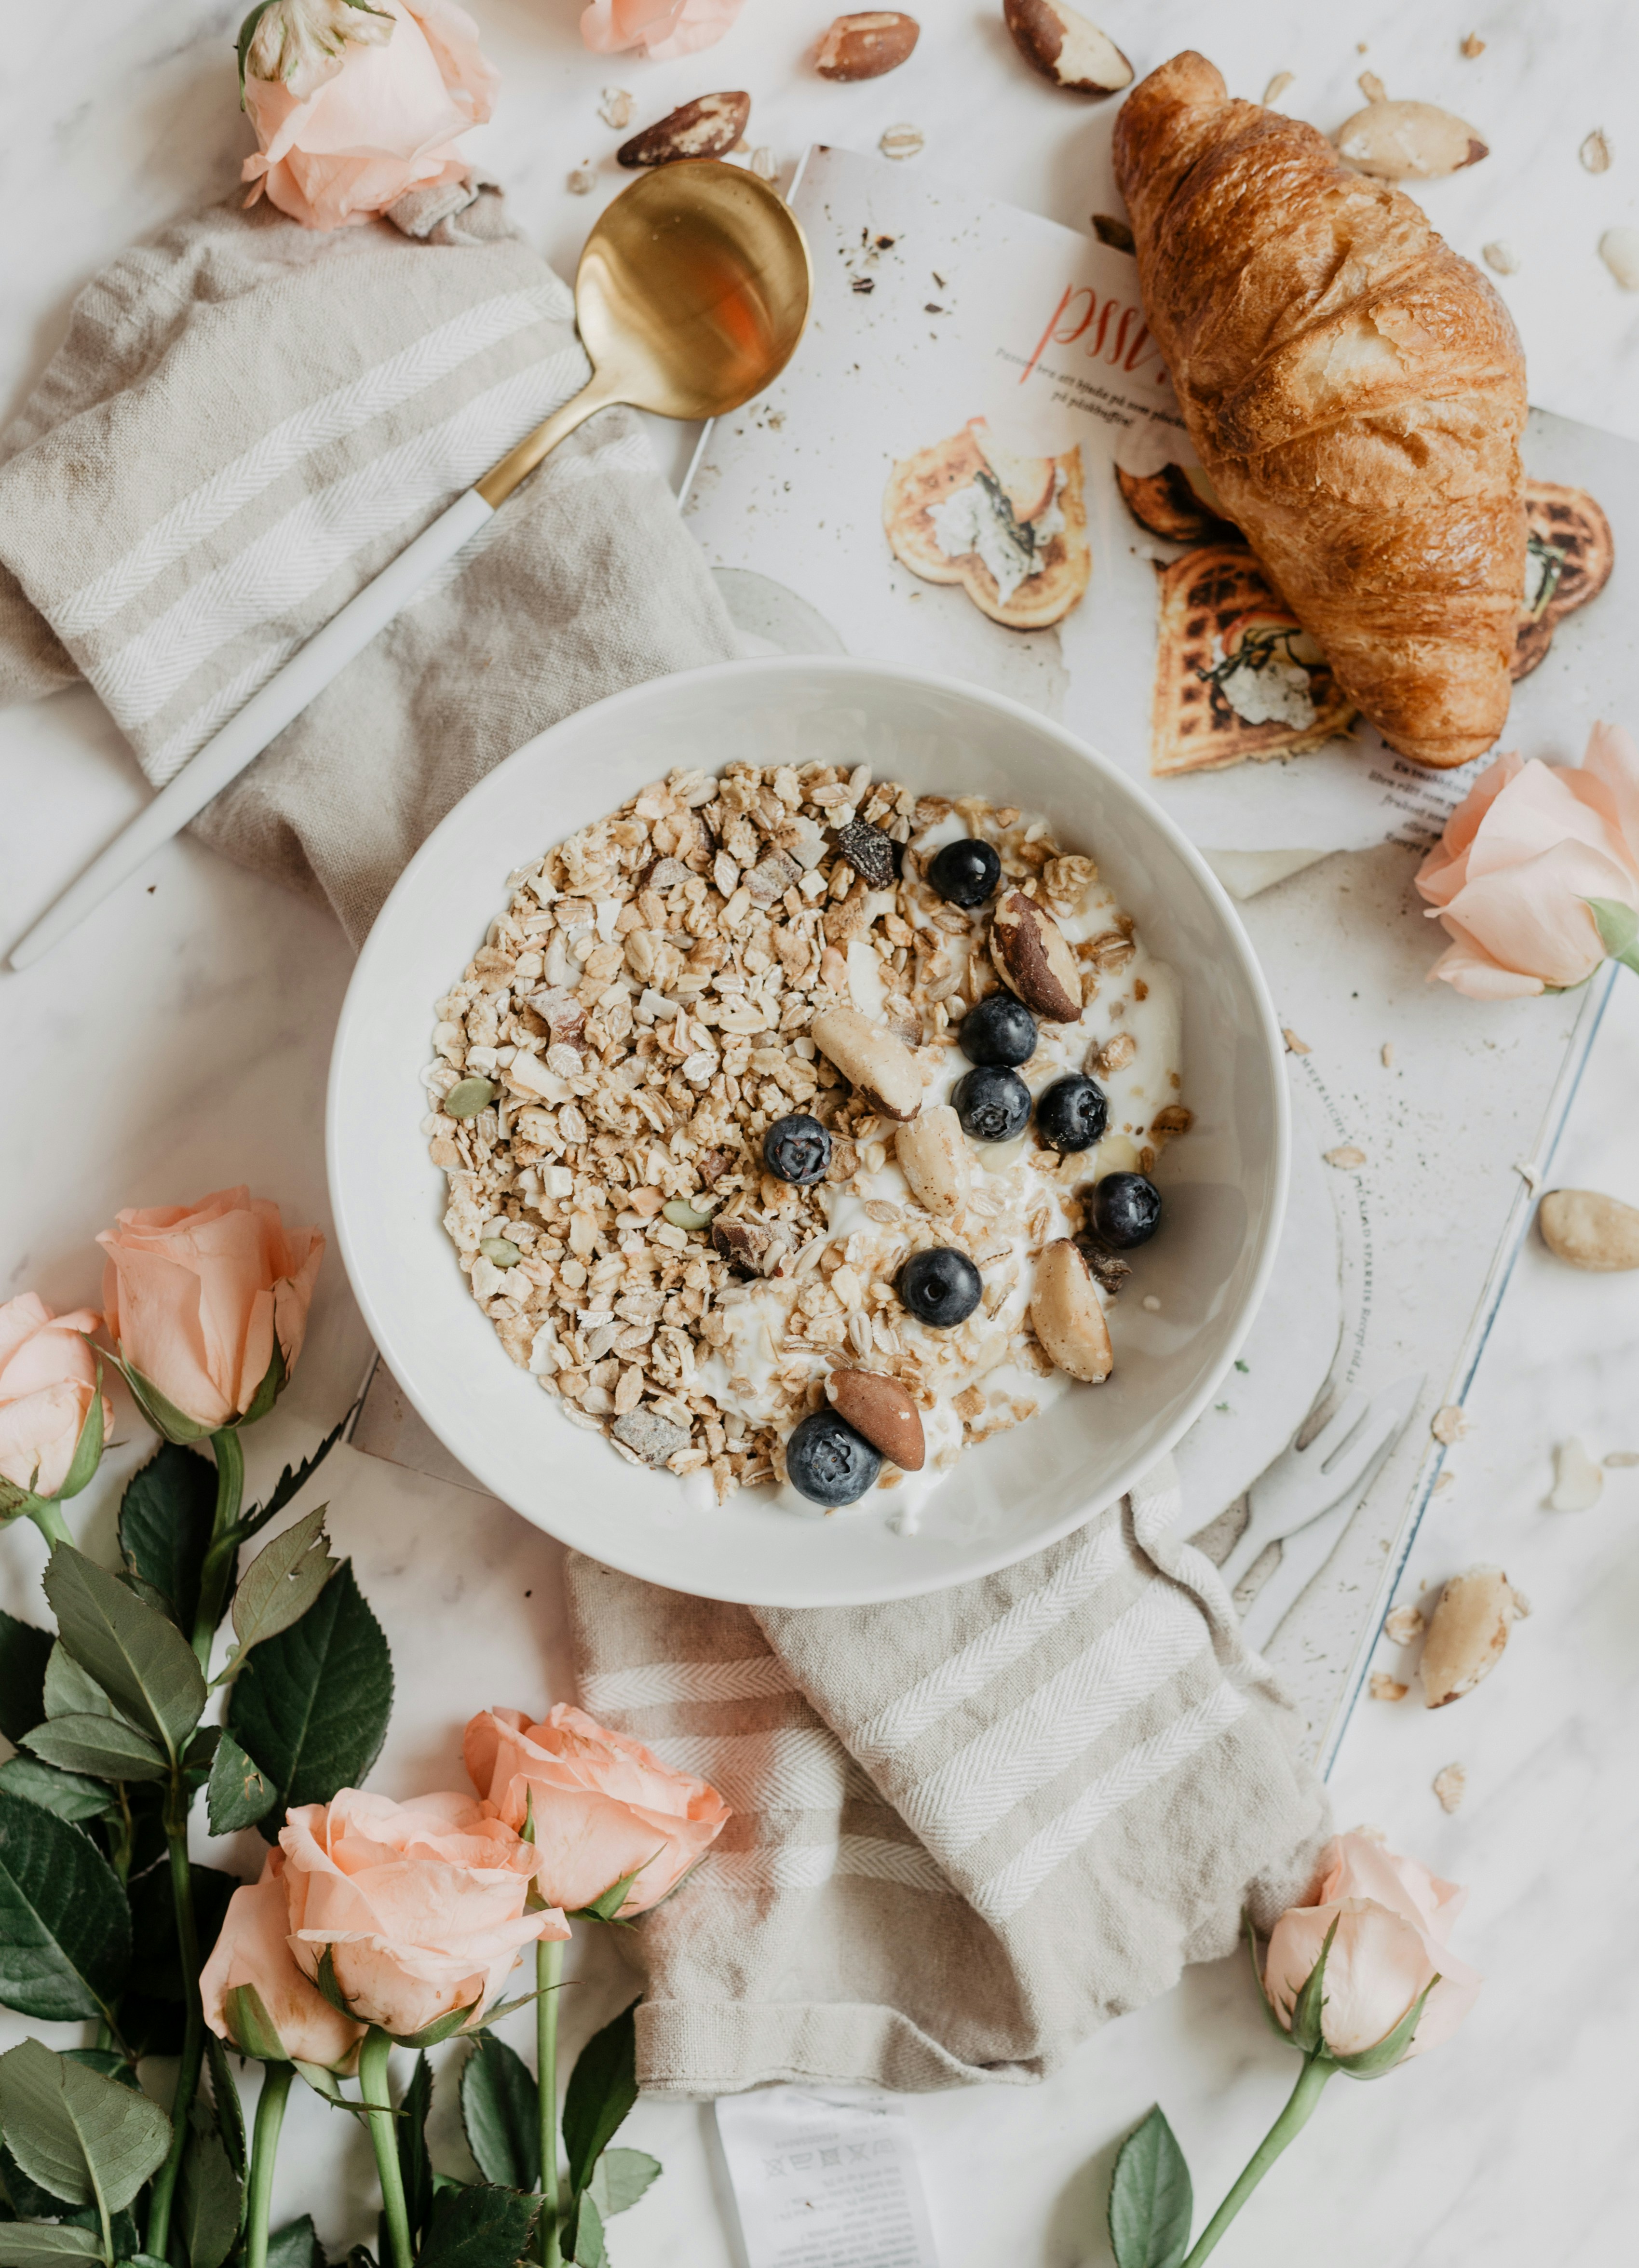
683,144,1635,862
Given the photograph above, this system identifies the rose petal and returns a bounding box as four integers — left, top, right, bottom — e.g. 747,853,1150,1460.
1446,837,1636,987
1416,752,1522,905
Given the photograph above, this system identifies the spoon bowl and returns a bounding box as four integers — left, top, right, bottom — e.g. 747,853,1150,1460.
478,160,812,504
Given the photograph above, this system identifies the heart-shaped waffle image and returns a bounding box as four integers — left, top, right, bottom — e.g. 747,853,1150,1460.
1512,478,1614,680
883,417,1090,629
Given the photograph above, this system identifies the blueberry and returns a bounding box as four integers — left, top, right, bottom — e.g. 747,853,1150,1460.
763,1113,831,1185
1089,1172,1162,1250
1035,1075,1109,1154
959,992,1038,1068
898,1246,982,1328
928,837,1001,909
952,1065,1032,1144
786,1409,882,1507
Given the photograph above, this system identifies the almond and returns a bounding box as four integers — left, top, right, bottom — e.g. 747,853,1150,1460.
618,92,751,168
990,892,1082,1022
810,1005,923,1121
816,11,919,81
1421,1566,1522,1707
1029,1240,1113,1383
1537,1187,1639,1271
1333,98,1488,179
1002,0,1132,95
827,1368,926,1469
895,1104,968,1218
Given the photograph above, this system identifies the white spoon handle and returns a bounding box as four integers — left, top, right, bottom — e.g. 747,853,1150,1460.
8,486,495,971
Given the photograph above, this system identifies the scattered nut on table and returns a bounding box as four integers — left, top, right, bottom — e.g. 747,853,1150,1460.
1599,227,1639,290
1262,70,1295,107
1483,241,1521,274
1421,1567,1526,1707
1461,31,1486,57
1369,1674,1409,1702
1384,1604,1425,1647
879,122,924,159
816,12,920,80
618,92,752,168
1432,1404,1468,1445
1002,0,1133,96
1581,128,1612,173
1334,94,1489,178
1547,1437,1603,1512
1433,1762,1468,1813
598,86,633,130
1324,1145,1366,1170
1282,1027,1311,1054
1537,1187,1639,1270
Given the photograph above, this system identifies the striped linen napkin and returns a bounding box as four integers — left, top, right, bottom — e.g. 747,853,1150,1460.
566,1458,1330,2094
0,189,738,944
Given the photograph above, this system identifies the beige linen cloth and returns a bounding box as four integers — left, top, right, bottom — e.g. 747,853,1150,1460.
0,185,1328,2094
0,185,740,944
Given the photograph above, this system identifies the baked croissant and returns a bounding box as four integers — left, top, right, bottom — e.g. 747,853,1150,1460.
1112,52,1527,769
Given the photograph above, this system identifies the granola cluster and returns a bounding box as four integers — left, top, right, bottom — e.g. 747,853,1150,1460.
424,760,1186,1506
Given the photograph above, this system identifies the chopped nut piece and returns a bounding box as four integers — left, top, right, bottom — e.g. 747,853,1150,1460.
1262,70,1295,106
1380,1041,1395,1067
1461,32,1485,56
1282,1027,1311,1055
1581,128,1612,174
1431,1404,1467,1445
1369,1674,1408,1702
1433,1762,1467,1813
567,167,596,196
598,86,633,130
1324,1145,1366,1170
879,122,925,160
1547,1437,1603,1512
1334,97,1489,179
1422,1566,1523,1706
1600,227,1639,290
1384,1604,1425,1647
1482,241,1520,275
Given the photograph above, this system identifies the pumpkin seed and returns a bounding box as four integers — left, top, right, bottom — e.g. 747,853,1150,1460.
446,1076,498,1119
663,1199,717,1231
480,1236,521,1267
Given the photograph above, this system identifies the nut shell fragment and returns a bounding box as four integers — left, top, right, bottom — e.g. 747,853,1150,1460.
990,892,1083,1023
1433,1762,1467,1813
1421,1566,1522,1707
1334,98,1489,179
1030,1240,1114,1383
618,92,751,169
1601,228,1639,291
895,1104,969,1218
815,11,920,81
810,1005,924,1120
1537,1187,1639,1271
828,1368,926,1469
1002,0,1133,96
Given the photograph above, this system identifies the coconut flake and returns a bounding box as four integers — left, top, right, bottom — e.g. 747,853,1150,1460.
1547,1437,1603,1511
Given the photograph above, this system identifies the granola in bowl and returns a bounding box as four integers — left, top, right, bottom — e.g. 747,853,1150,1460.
423,762,1188,1526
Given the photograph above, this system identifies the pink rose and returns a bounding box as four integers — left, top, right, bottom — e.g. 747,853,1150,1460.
0,1294,111,1501
242,0,498,233
581,0,747,62
1262,1833,1482,2062
279,1788,569,2040
465,1703,730,1917
1416,722,1639,999
97,1187,323,1435
200,1850,365,2071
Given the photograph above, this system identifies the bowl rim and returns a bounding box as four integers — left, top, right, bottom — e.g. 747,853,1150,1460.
326,652,1290,1604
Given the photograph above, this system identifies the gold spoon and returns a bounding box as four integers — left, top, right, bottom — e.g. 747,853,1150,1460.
11,160,813,970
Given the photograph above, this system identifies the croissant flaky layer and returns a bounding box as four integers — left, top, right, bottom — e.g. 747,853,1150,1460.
1113,51,1527,769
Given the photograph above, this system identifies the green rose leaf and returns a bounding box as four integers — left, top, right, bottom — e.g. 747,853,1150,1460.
42,1644,118,1723
1107,2106,1194,2268
43,1547,206,1758
221,1506,338,1680
227,1562,392,1837
571,2190,607,2268
460,2035,540,2190
23,1715,169,1784
177,2106,242,2268
0,1788,131,2023
0,1613,54,1746
237,1408,352,1541
265,2219,329,2268
0,1755,116,1825
118,1443,218,1632
416,2185,539,2268
398,2053,435,2245
1586,895,1639,975
589,2147,661,2219
205,2033,248,2182
0,2229,105,2265
562,1998,639,2202
0,2037,170,2216
206,1731,277,1835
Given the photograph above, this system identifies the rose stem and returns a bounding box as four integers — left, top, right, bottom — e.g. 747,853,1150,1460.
191,1425,245,1672
24,1498,72,1552
361,2027,414,2268
144,1790,206,2254
538,1934,565,2268
1179,2055,1336,2266
244,2061,294,2268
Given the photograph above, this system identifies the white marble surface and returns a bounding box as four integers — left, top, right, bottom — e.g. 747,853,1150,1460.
3,3,1639,2261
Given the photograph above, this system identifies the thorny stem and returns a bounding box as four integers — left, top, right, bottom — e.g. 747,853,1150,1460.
144,1793,205,2255
1179,2055,1336,2267
361,2028,414,2268
244,2061,294,2268
191,1426,245,1672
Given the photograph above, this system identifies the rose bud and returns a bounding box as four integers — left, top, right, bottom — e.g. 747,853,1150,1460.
0,1294,111,1506
200,1851,364,2071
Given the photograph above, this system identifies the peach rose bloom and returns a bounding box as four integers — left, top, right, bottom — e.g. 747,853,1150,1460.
465,1703,730,1916
279,1788,569,2039
1262,1833,1482,2061
1416,722,1639,999
244,0,498,232
581,0,747,62
200,1849,364,2070
0,1294,111,1499
98,1187,323,1432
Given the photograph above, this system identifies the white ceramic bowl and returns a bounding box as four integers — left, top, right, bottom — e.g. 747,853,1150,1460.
328,658,1287,1606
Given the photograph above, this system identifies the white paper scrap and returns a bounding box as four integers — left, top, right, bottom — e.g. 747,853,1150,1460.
714,2088,941,2268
